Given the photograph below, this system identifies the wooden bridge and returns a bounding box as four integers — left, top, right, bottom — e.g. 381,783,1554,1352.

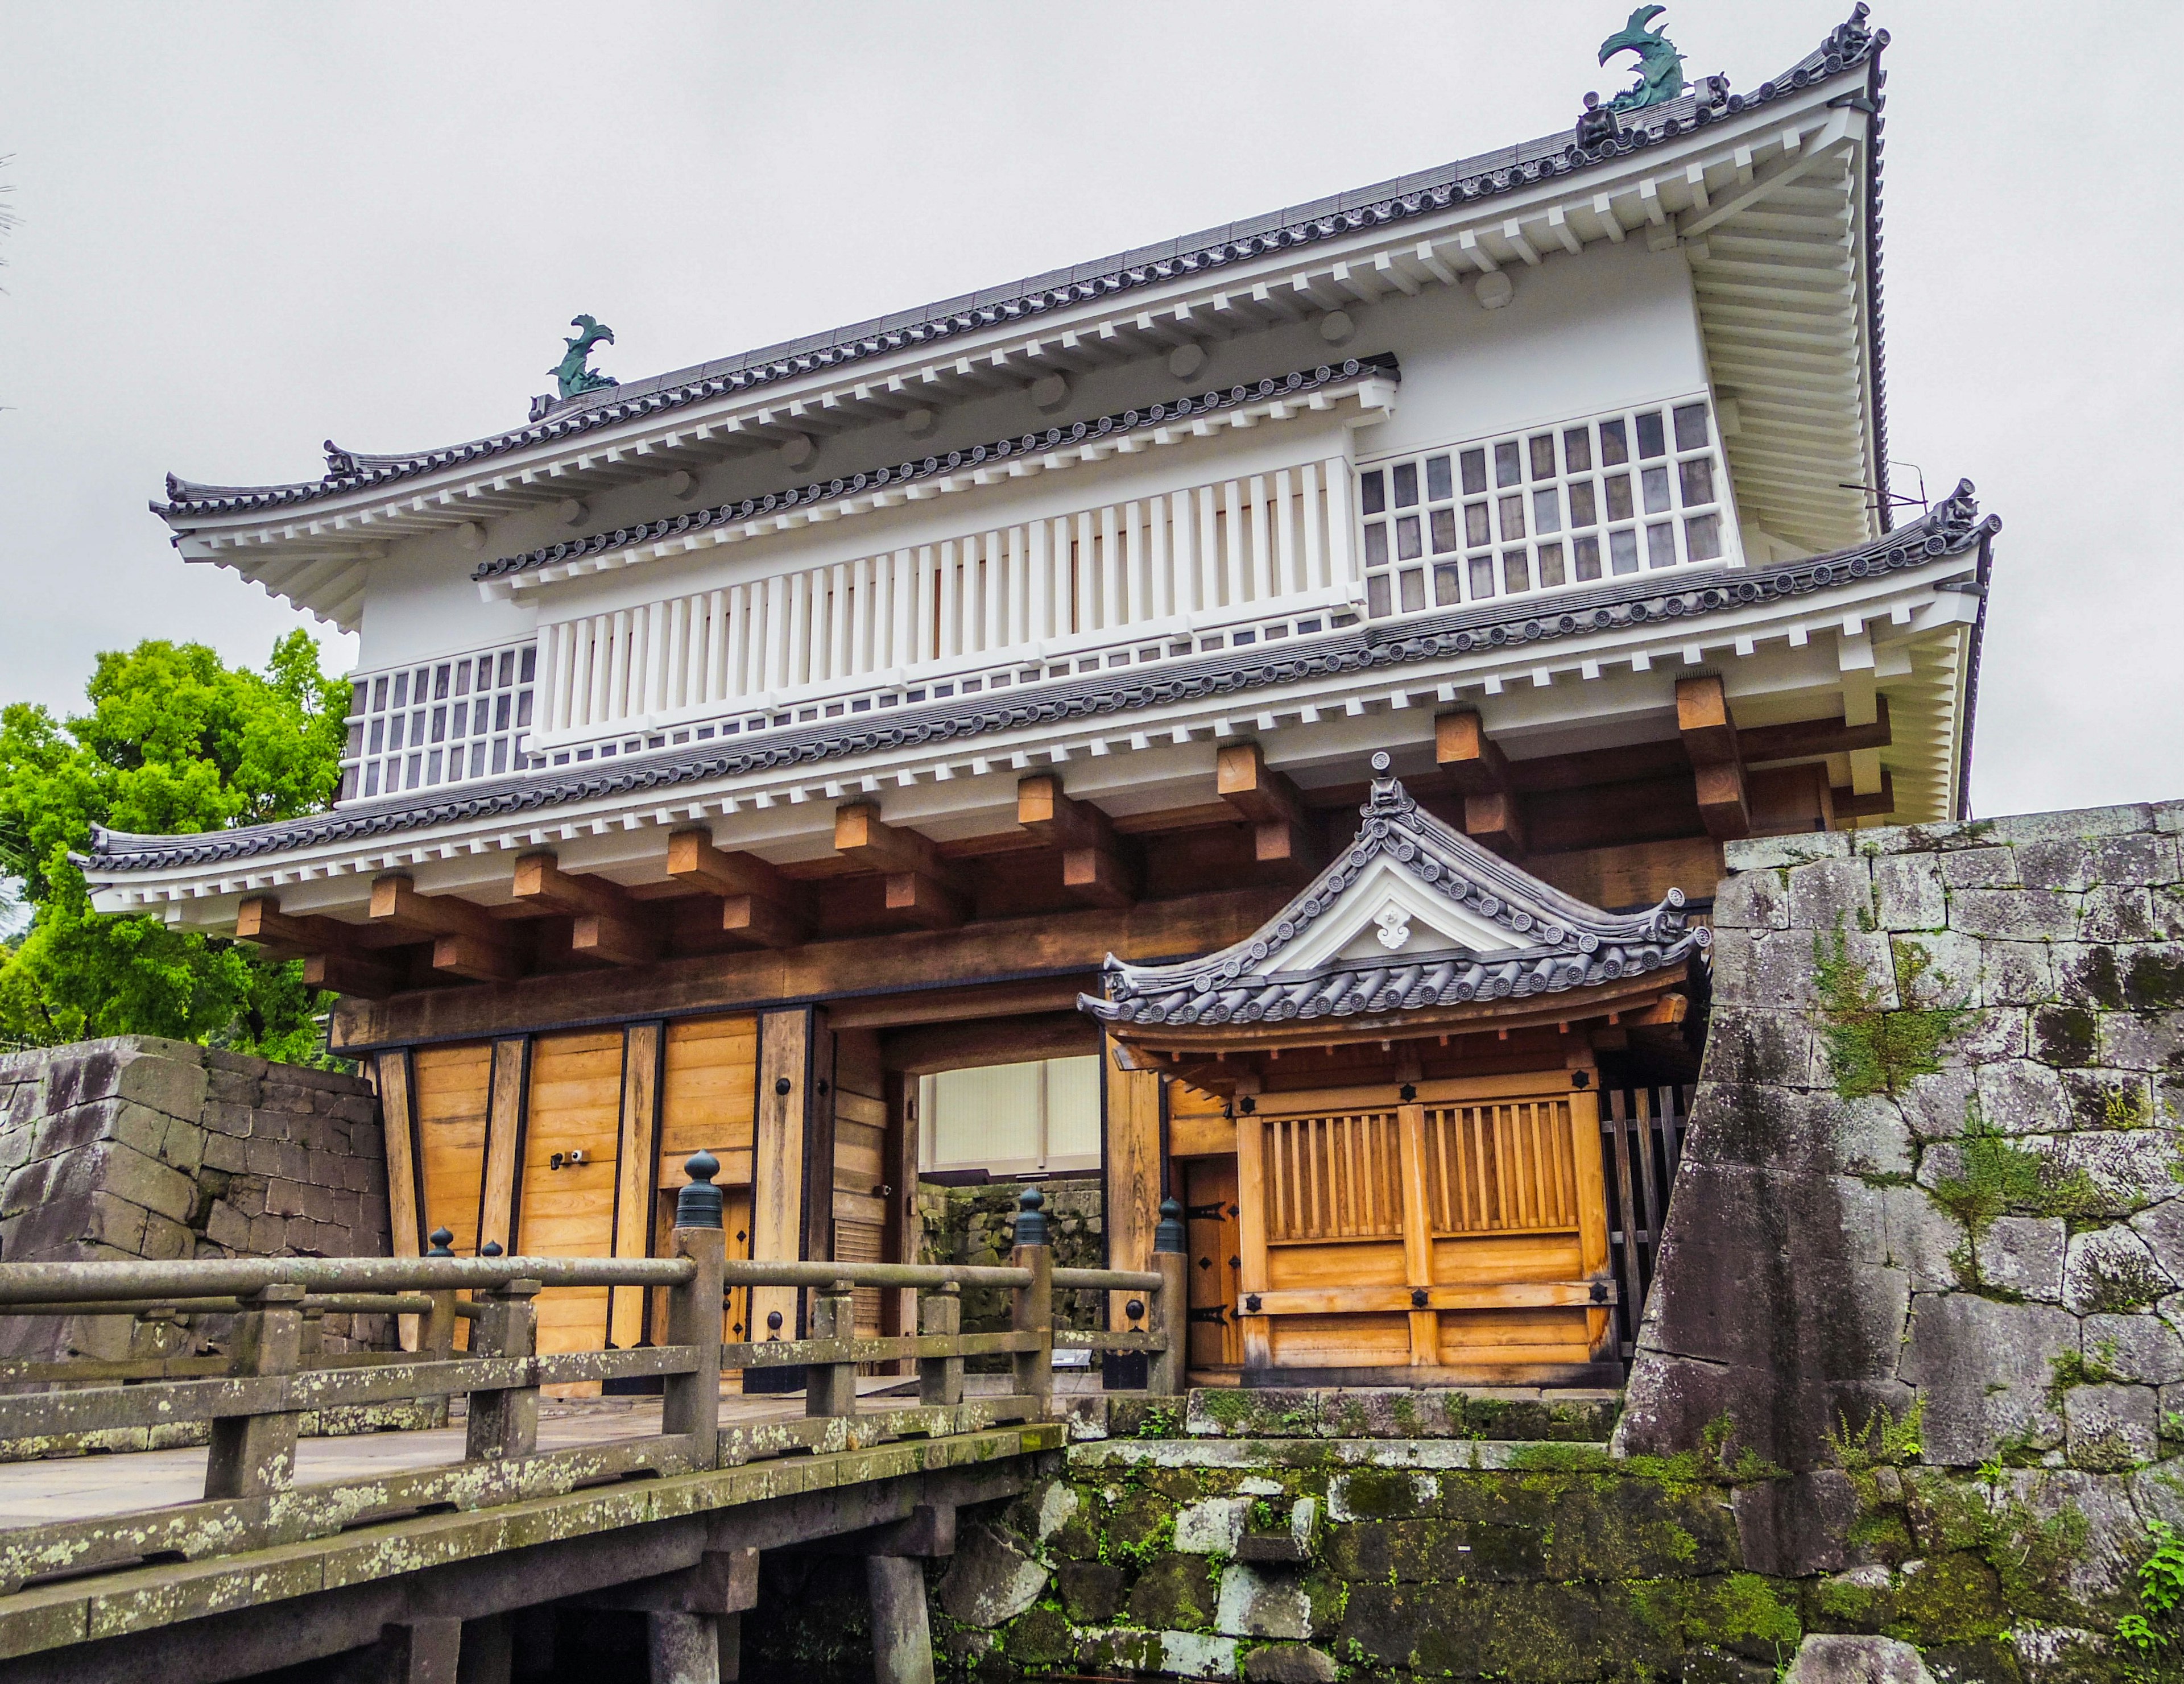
0,1162,1184,1684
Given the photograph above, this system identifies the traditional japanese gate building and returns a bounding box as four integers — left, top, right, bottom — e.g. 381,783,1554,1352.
84,7,1994,1385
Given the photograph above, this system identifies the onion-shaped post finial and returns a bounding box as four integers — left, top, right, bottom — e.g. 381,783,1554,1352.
1013,1185,1049,1248
1154,1198,1188,1255
426,1227,455,1258
676,1149,724,1230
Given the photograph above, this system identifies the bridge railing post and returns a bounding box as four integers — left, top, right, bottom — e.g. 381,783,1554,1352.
664,1152,727,1470
1151,1198,1188,1397
1010,1188,1053,1416
464,1278,540,1461
807,1281,858,1418
419,1227,460,1428
204,1282,306,1500
919,1281,963,1407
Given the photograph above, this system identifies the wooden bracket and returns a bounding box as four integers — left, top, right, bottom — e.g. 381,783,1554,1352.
837,804,967,929
512,851,659,965
238,896,410,1002
368,875,525,984
1018,775,1136,908
1674,676,1749,841
1830,768,1897,820
668,828,809,949
1215,743,1321,871
1434,711,1528,857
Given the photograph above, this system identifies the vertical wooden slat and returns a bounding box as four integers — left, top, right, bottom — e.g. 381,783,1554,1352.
1396,1102,1437,1365
609,1023,662,1351
1634,1087,1664,1267
1570,1084,1612,1359
376,1051,421,1351
1606,1090,1641,1354
1236,1116,1271,1369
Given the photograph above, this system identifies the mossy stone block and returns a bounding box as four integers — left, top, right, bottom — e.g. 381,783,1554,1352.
1055,1560,1123,1624
1341,1580,1677,1682
1544,1478,1736,1579
1102,1488,1174,1558
1126,1551,1218,1630
996,1604,1073,1667
1880,1550,2009,1645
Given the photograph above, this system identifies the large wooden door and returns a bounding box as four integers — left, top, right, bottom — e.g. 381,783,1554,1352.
657,1015,760,1366
516,1028,626,1362
829,1029,891,1340
1235,1073,1612,1380
1183,1158,1243,1371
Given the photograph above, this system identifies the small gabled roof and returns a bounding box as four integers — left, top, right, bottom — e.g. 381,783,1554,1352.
1082,755,1709,1032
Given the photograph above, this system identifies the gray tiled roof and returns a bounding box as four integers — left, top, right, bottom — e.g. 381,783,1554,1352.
1080,761,1709,1030
474,356,1399,584
152,12,1887,521
78,475,1993,879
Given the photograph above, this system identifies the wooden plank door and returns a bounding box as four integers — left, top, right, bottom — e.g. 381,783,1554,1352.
516,1028,626,1369
412,1044,494,1255
657,1014,760,1360
1182,1158,1242,1371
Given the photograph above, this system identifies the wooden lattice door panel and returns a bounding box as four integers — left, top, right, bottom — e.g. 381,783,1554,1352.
516,1028,626,1363
831,1029,890,1342
1235,1074,1614,1377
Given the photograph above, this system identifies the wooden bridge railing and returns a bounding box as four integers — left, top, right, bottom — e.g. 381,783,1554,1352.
0,1161,1185,1593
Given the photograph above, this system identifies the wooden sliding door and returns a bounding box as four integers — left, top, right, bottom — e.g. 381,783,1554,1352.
1235,1073,1612,1379
517,1028,626,1362
411,1044,494,1256
658,1015,760,1352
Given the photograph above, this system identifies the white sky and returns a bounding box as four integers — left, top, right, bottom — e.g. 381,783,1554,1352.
0,1,2176,821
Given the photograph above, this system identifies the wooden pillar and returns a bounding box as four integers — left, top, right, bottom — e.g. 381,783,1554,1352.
375,1050,423,1350
749,1008,813,1377
1396,1102,1437,1367
1234,1111,1271,1372
479,1037,527,1256
867,1555,936,1684
1102,1045,1163,1331
611,1022,664,1350
1571,1081,1614,1360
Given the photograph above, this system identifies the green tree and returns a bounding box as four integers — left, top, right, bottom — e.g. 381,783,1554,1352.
0,631,348,1063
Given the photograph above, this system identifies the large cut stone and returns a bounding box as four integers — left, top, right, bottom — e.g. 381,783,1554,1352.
1782,1633,1935,1683
935,1521,1049,1628
2085,1313,2184,1383
1873,855,1947,932
1899,1295,2078,1466
1215,1564,1314,1640
1974,1218,2065,1302
2065,1383,2158,1471
1973,1060,2069,1136
1173,1496,1253,1554
1242,1645,1339,1684
1787,857,1876,933
2063,1225,2172,1315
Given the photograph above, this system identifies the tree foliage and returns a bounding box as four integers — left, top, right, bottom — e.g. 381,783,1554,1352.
0,631,348,1062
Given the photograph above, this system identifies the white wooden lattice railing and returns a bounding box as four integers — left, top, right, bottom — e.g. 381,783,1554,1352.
529,457,1361,750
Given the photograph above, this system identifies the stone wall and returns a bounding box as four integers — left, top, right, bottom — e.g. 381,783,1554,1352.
1620,798,2184,1480
741,1389,2130,1683
917,1177,1107,1335
0,1035,394,1364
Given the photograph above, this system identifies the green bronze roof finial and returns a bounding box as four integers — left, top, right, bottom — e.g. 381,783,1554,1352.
551,315,618,401
1598,5,1686,114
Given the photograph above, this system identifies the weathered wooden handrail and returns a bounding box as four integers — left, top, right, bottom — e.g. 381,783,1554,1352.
0,1169,1193,1546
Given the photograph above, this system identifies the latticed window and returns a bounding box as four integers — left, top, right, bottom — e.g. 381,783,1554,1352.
340,642,536,803
1356,396,1732,618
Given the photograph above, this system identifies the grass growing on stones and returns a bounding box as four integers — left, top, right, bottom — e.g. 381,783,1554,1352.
2046,1341,2125,1406
1823,1398,1926,1472
1930,1103,2105,1282
1813,925,1970,1098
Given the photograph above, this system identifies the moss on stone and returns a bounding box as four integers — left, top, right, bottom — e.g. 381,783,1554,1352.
2036,1005,2100,1068
1123,1551,1217,1629
1813,925,1969,1098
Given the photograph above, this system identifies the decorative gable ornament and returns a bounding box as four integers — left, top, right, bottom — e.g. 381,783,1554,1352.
1085,752,1708,1031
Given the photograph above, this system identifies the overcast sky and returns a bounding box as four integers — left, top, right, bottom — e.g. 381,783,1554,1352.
1,1,2176,821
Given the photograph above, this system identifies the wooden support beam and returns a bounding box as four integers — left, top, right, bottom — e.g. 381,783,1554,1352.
1215,743,1320,871
431,931,526,984
300,949,406,1001
883,871,968,930
834,803,948,879
1018,775,1135,908
513,851,659,965
1433,711,1528,858
1739,697,1892,764
369,875,504,945
1830,769,1897,820
669,829,808,949
838,804,967,929
1675,676,1749,841
234,896,348,961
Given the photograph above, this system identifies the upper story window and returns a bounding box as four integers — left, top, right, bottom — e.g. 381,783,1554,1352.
1356,397,1732,619
917,1056,1101,1180
340,642,536,804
